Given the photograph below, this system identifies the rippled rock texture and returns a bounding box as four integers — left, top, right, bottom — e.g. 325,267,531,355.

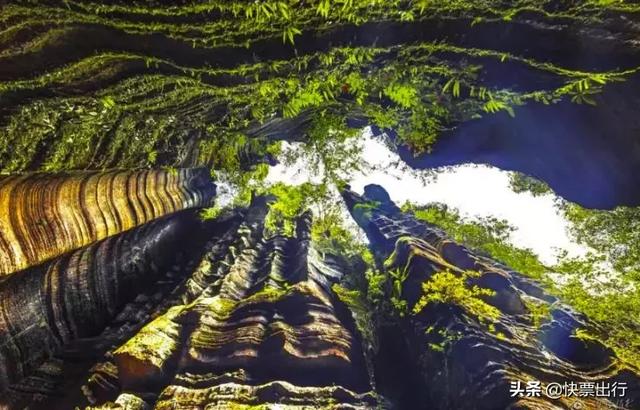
343,184,640,409
1,1,640,408
1,175,639,409
0,168,216,406
84,199,377,409
0,168,215,275
0,194,379,409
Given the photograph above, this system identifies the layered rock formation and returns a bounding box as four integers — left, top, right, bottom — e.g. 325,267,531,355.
0,168,215,275
1,196,380,409
1,3,639,407
0,168,216,405
84,198,377,409
343,184,640,409
1,176,639,409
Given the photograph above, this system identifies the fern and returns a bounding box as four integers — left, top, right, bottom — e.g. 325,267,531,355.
413,270,500,326
483,99,515,117
282,26,302,45
384,83,419,109
443,78,461,98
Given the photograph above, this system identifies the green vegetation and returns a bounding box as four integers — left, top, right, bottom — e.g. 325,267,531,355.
226,403,269,410
243,286,289,305
365,268,388,307
332,283,378,352
505,172,640,367
402,197,640,368
558,277,640,368
521,296,552,329
422,326,463,353
562,204,640,276
2,0,638,182
554,203,640,368
311,207,372,261
262,182,325,236
402,202,547,279
413,270,500,326
259,181,375,273
1,0,640,376
389,267,410,317
200,205,225,221
508,172,552,197
279,113,367,185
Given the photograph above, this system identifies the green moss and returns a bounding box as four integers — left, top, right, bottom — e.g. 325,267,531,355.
209,297,239,319
226,403,269,410
200,205,224,221
243,286,289,305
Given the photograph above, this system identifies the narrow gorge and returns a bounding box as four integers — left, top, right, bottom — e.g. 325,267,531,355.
1,1,640,409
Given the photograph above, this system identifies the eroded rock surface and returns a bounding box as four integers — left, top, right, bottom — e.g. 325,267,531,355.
343,184,640,409
0,196,379,409
0,168,215,275
0,167,216,405
1,177,639,409
87,200,377,409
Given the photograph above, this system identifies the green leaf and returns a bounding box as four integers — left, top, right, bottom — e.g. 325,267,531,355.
283,26,302,45
316,0,331,17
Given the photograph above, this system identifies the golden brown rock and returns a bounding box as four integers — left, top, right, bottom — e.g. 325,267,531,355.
113,305,186,390
0,168,214,275
91,202,377,409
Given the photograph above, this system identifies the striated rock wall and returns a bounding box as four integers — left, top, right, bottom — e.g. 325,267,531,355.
1,175,639,409
0,167,215,401
343,184,640,409
58,184,640,410
0,168,215,275
84,198,378,409
0,196,380,409
0,208,209,393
